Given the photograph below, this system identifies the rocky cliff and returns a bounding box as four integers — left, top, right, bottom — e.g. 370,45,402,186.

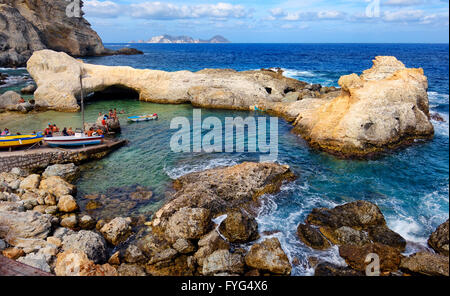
0,0,141,67
292,56,434,158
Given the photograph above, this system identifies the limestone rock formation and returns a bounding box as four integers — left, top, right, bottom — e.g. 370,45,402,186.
400,252,449,276
293,56,434,158
244,238,292,275
26,50,308,112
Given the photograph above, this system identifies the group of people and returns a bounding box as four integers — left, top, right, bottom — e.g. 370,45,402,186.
1,128,10,136
44,123,76,137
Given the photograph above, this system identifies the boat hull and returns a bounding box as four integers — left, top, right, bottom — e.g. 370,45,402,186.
128,114,158,122
44,136,104,147
0,135,44,148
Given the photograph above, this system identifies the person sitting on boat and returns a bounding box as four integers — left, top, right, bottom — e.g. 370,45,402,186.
1,128,10,136
109,109,113,119
67,127,75,136
44,124,53,137
62,127,69,136
95,128,104,136
86,127,95,137
112,108,118,120
52,124,59,133
18,97,25,103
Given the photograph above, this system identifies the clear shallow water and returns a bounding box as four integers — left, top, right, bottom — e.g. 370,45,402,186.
1,44,448,275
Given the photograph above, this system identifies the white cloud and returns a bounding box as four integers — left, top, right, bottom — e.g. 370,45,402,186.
268,8,345,21
129,2,250,20
84,0,122,18
383,9,424,21
383,0,426,6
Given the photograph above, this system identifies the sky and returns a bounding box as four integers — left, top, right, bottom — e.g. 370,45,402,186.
82,0,450,43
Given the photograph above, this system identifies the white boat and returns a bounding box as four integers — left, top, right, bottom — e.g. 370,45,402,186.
44,133,104,147
128,114,158,122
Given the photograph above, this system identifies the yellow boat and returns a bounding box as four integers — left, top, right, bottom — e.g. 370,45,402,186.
0,134,44,149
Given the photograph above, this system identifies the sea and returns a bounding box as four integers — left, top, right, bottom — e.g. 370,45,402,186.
1,43,448,275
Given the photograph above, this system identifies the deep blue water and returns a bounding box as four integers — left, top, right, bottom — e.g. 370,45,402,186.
1,44,448,275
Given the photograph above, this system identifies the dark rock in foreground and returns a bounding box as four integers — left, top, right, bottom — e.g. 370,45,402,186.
428,219,449,256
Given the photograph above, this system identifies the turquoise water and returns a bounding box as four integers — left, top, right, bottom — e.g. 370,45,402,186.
1,44,448,275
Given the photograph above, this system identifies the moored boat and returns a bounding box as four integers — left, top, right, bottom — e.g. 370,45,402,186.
44,134,104,147
0,134,44,149
128,114,158,122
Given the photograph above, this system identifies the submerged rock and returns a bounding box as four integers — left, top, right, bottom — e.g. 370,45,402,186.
428,219,449,256
245,238,292,275
297,224,331,250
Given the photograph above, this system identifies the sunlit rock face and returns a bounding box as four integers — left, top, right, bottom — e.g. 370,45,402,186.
293,56,434,158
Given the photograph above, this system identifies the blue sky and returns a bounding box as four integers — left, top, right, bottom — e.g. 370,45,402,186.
83,0,449,43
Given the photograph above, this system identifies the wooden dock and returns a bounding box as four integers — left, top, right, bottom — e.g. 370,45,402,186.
0,255,53,276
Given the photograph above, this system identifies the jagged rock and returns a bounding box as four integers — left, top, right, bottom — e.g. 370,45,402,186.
39,176,76,198
60,215,77,230
46,237,62,248
368,226,406,251
145,255,195,276
2,247,25,259
10,167,30,177
339,243,402,273
117,264,146,276
245,238,292,275
108,251,120,265
19,174,41,190
219,210,259,243
0,210,53,242
0,238,6,250
79,215,96,230
428,219,449,256
57,195,78,213
17,252,51,273
297,224,331,250
0,201,25,212
147,248,178,265
62,230,107,264
306,201,386,229
400,252,449,276
319,226,370,247
152,162,295,234
100,217,132,246
194,230,230,267
202,249,245,276
314,262,364,276
137,233,171,258
55,250,118,276
42,164,80,183
165,207,211,242
293,56,434,158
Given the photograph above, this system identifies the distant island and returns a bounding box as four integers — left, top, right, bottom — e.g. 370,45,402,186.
134,34,230,44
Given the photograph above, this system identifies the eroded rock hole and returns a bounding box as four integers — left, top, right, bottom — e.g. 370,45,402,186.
87,85,140,101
